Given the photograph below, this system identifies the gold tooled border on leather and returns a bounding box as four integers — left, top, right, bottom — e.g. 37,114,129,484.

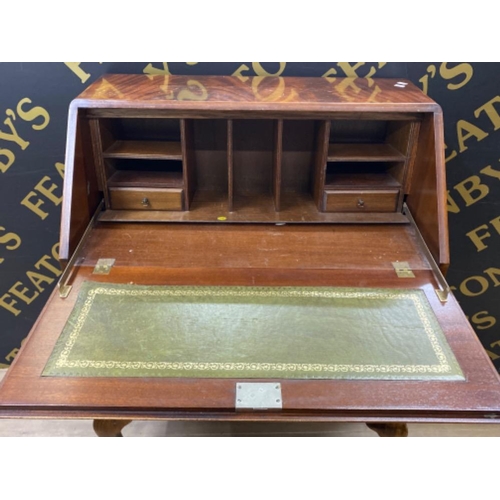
52,285,459,376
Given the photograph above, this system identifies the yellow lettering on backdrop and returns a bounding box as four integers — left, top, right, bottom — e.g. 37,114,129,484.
0,227,22,264
4,338,27,363
487,350,500,361
481,163,500,180
232,63,286,82
143,63,171,76
55,162,65,178
20,175,63,220
446,192,460,214
484,267,500,287
471,311,497,330
322,67,337,81
64,63,91,83
9,281,39,304
454,175,489,206
324,63,386,82
418,65,437,95
439,63,474,90
459,275,489,297
0,292,21,316
418,63,473,95
35,254,61,277
488,341,500,361
466,215,500,251
21,192,48,220
35,176,63,205
0,148,15,173
232,64,251,82
16,98,50,131
0,99,50,173
466,224,492,252
456,120,488,153
27,271,54,293
5,348,20,362
0,113,30,150
0,243,61,316
365,63,387,79
336,62,365,77
474,96,500,129
252,63,286,77
445,143,458,163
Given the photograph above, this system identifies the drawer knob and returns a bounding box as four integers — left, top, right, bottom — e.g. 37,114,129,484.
357,198,365,209
141,197,150,207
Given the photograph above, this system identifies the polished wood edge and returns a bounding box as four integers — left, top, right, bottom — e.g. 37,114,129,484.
1,409,500,424
93,419,132,437
82,108,431,121
433,111,450,267
59,105,79,263
366,422,408,437
97,211,410,224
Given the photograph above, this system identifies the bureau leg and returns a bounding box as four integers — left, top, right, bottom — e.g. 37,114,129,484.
366,423,408,437
93,419,132,437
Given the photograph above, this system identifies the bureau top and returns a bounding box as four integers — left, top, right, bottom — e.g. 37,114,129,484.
72,75,439,114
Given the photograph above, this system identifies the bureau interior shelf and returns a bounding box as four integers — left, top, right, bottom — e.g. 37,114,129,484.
325,171,401,190
90,114,420,223
108,169,184,189
103,140,182,160
327,143,406,162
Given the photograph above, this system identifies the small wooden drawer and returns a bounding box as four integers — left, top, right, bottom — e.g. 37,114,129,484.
324,189,399,212
109,187,184,211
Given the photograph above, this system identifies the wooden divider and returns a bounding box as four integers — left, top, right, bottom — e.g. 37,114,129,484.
273,119,283,211
180,119,196,210
312,120,331,211
227,119,234,212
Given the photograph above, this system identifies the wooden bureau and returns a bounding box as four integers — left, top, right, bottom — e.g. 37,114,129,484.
1,75,500,437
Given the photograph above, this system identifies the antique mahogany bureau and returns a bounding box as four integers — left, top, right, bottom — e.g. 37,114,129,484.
1,74,500,437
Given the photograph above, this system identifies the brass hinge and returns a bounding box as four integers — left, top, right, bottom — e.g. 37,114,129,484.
392,261,415,278
93,258,115,275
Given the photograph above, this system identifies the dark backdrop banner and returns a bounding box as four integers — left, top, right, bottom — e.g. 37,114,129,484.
1,62,499,371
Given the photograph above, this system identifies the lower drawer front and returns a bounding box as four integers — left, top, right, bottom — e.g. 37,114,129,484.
109,187,184,211
325,189,399,212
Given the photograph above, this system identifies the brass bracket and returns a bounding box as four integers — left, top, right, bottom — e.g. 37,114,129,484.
392,261,415,278
93,258,115,275
57,200,104,298
403,203,450,303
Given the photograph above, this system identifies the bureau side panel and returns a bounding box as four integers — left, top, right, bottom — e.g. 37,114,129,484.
59,106,102,266
406,111,449,272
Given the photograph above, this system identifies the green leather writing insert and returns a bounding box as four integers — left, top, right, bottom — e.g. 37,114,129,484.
43,282,464,380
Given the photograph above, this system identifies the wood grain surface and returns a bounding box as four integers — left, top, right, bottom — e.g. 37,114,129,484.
2,222,500,422
4,75,492,427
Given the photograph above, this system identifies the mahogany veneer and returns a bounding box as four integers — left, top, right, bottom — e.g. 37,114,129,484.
2,75,499,436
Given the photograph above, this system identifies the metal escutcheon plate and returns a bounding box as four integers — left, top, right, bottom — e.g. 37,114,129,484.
235,382,283,410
